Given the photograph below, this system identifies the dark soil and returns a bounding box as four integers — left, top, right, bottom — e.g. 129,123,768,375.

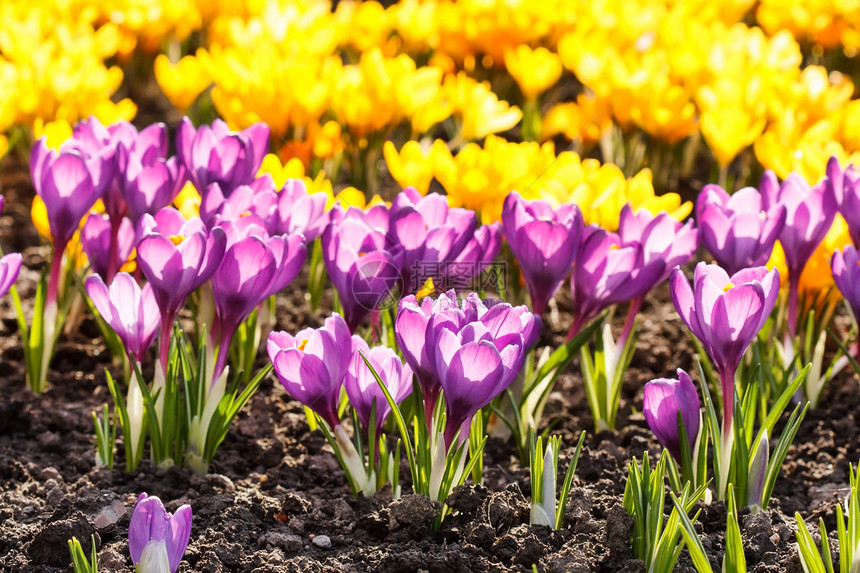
0,155,857,572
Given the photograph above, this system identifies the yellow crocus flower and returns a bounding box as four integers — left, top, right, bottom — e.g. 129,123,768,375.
504,45,563,100
444,73,522,142
383,140,436,195
154,54,211,112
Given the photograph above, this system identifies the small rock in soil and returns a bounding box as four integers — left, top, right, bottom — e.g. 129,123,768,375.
311,534,331,548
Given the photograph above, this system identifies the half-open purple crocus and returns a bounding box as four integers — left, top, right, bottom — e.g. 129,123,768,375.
696,182,785,276
176,117,270,195
129,493,192,573
670,262,779,432
568,226,665,338
267,314,363,429
136,208,227,369
831,245,860,321
395,290,466,421
449,222,503,287
435,321,522,448
211,229,306,380
345,345,413,437
81,214,136,281
763,171,836,334
0,252,22,299
389,187,478,293
643,368,701,462
30,141,104,307
322,206,404,331
826,156,860,248
85,273,160,364
501,191,583,316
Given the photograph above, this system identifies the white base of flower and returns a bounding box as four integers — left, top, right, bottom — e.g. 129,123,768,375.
334,425,375,496
138,539,170,573
428,431,465,502
127,372,145,461
185,367,229,475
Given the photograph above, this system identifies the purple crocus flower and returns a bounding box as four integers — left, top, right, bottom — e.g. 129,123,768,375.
85,273,160,364
389,187,478,292
696,183,786,276
0,252,22,299
81,214,136,281
129,493,192,573
763,171,837,334
30,141,101,252
568,226,665,338
831,244,860,321
136,208,227,369
322,206,404,331
435,321,522,447
345,345,413,436
670,262,779,432
272,179,329,242
123,153,185,225
267,314,364,429
395,291,466,421
176,117,270,195
210,229,306,380
643,368,701,462
199,177,277,229
501,191,583,316
826,156,860,248
449,222,503,285
30,141,105,308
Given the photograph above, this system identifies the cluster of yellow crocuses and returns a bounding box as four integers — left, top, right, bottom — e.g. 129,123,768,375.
5,0,860,298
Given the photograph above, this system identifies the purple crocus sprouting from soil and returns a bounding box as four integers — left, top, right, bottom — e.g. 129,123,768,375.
695,182,785,276
831,244,860,322
322,206,404,331
344,345,413,436
669,262,779,433
501,191,583,316
643,368,701,462
210,229,306,380
762,170,836,335
176,117,270,195
85,272,160,364
129,493,192,573
267,314,364,430
136,208,227,370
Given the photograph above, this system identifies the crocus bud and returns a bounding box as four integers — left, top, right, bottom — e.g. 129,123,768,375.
643,369,701,462
696,184,785,276
268,314,365,429
501,191,583,315
128,493,192,573
670,263,779,429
